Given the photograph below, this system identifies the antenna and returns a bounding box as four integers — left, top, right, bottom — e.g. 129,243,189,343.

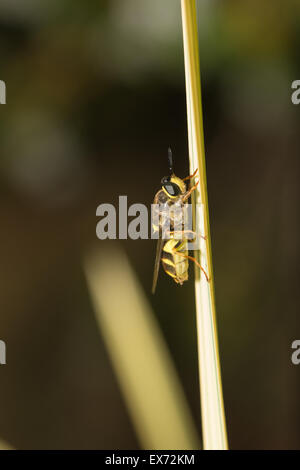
168,147,173,174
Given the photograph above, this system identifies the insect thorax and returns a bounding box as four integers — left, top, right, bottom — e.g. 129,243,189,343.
152,189,188,235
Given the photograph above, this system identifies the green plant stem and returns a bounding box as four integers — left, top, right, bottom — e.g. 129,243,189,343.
180,0,228,450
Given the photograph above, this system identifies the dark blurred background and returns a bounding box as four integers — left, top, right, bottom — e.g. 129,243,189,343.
0,0,299,449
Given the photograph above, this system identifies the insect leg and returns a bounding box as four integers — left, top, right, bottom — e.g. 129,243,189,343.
172,248,210,282
182,168,198,181
182,180,199,202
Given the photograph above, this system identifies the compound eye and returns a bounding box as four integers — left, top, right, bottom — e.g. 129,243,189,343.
163,182,181,197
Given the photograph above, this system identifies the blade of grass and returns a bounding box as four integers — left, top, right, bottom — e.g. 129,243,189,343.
180,0,228,449
84,246,200,450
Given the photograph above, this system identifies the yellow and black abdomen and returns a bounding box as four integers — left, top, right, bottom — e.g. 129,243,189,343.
161,237,189,285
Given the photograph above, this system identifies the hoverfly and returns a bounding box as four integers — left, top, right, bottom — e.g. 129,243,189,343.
152,148,209,294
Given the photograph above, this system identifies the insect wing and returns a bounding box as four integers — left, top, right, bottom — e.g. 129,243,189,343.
152,236,164,294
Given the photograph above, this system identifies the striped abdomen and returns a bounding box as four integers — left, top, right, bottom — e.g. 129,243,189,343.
161,237,188,285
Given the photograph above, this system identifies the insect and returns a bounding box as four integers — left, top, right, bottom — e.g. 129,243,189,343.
152,148,209,294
